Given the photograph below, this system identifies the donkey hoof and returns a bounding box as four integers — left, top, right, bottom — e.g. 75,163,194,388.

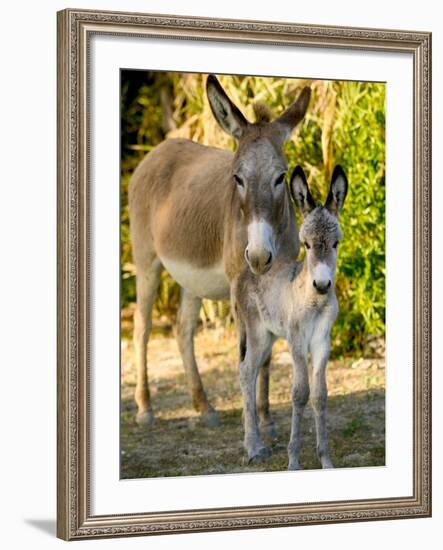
322,460,334,469
288,460,302,471
260,420,278,441
136,410,155,426
248,447,271,465
202,409,220,428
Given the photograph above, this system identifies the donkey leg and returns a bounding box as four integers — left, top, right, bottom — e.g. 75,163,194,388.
311,341,334,469
287,349,309,470
256,353,277,440
133,257,162,426
176,289,219,427
240,330,273,463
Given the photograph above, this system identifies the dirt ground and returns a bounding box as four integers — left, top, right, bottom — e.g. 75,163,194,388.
121,326,385,479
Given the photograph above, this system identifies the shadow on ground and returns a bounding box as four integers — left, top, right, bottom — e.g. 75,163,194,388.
121,385,384,479
121,329,385,479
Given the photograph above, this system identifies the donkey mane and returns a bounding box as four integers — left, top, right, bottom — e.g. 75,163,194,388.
252,102,272,123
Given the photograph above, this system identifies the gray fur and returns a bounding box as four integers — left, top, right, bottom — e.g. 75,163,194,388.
233,165,347,468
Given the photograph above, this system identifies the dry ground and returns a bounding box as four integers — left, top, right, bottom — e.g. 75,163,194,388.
120,324,385,479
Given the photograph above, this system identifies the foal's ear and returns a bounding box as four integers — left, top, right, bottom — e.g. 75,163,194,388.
289,166,316,215
206,75,248,140
273,86,311,142
325,165,348,216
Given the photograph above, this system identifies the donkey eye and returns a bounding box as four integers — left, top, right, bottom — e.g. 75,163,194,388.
304,242,311,249
333,241,339,249
233,174,245,188
274,173,286,188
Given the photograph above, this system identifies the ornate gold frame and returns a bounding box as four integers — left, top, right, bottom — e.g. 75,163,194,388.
57,8,431,540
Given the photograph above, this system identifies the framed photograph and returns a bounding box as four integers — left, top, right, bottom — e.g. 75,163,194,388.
57,8,431,540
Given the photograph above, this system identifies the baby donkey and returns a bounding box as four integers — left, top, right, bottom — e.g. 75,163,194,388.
234,165,348,469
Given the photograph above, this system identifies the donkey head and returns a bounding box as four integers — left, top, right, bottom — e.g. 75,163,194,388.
206,75,311,275
290,165,348,295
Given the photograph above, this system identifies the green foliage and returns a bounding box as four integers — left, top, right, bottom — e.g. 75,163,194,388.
331,82,385,354
120,71,385,355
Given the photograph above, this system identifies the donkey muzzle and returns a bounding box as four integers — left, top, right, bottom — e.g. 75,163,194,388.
246,220,276,274
313,279,332,294
245,247,273,275
312,262,333,294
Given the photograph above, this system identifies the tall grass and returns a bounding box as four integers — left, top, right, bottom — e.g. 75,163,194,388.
121,72,385,356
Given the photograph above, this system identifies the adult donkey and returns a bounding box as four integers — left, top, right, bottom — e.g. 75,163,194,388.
129,75,310,427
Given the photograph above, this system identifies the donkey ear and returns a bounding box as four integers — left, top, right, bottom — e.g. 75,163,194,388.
206,75,248,140
289,166,316,215
273,86,311,141
325,165,348,216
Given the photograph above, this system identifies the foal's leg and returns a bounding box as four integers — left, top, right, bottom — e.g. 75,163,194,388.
176,289,219,427
133,257,162,426
240,328,273,463
287,347,310,470
256,352,277,440
311,338,334,468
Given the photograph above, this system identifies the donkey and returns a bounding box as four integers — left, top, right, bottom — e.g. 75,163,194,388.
128,75,311,428
233,165,348,468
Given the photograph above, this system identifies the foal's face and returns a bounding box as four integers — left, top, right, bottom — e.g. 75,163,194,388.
300,207,342,294
290,165,348,296
206,75,311,275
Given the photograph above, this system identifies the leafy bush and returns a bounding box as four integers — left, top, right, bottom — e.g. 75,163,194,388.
121,72,385,356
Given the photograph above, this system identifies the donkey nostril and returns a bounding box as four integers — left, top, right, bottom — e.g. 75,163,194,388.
327,280,331,288
265,252,273,266
245,248,250,261
313,280,317,288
